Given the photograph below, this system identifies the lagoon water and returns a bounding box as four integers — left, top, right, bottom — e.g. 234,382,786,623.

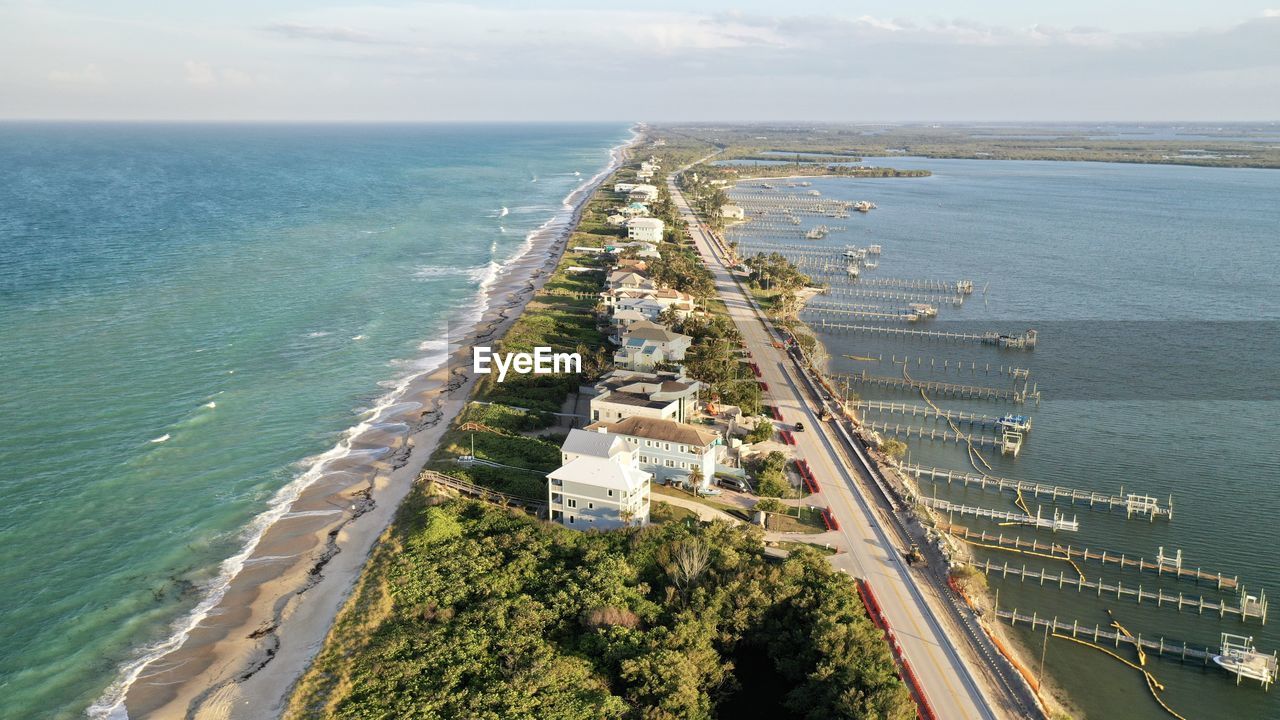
725,157,1280,719
0,123,628,719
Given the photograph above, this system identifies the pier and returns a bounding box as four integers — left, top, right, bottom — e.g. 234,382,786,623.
853,400,1027,430
905,465,1173,520
922,497,1079,531
850,276,975,294
864,420,1004,449
819,285,965,306
833,370,1038,403
943,525,1237,588
993,609,1277,688
814,318,1037,350
975,559,1268,623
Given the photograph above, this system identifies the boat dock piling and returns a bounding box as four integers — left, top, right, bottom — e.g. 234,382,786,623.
854,400,1030,429
863,420,1004,448
976,559,1268,623
922,496,1079,531
906,465,1173,520
815,318,1038,351
993,609,1277,687
942,525,1240,588
820,285,965,305
833,370,1039,404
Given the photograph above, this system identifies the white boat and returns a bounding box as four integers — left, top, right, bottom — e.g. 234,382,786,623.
846,265,860,277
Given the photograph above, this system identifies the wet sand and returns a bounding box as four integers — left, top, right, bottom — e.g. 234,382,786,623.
117,131,637,719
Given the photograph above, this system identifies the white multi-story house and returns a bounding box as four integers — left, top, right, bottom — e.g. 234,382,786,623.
548,429,651,529
614,182,638,194
628,184,659,203
587,416,721,489
626,217,664,243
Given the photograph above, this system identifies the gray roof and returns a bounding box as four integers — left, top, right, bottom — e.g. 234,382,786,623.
560,428,632,459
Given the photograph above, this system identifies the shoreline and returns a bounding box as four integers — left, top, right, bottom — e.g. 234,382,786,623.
102,127,639,720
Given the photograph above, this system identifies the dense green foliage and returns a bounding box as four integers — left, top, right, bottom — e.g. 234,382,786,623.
751,450,793,498
746,419,774,444
744,252,811,295
646,242,717,300
665,312,762,416
658,122,1280,169
287,500,912,720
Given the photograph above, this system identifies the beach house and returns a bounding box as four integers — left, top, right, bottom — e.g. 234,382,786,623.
589,370,702,424
607,269,655,292
626,217,664,243
548,429,651,529
628,184,659,203
586,416,721,489
613,320,691,371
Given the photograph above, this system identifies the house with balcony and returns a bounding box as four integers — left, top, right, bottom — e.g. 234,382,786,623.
612,321,691,371
626,217,664,243
586,416,721,489
547,429,650,529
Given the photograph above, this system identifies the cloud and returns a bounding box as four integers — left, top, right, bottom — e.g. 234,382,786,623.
48,63,104,84
183,60,256,88
1264,9,1280,18
262,22,386,45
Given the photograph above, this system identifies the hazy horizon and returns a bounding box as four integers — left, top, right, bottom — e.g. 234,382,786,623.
2,1,1278,122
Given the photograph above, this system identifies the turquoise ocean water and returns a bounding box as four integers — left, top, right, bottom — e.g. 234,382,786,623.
723,157,1279,719
0,122,629,719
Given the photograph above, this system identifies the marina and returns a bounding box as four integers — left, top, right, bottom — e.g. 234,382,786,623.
721,157,1280,717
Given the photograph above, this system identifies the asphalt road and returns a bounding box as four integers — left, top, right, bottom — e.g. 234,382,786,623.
668,176,1001,720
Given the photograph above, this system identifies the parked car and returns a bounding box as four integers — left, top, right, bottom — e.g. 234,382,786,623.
697,486,723,497
717,477,751,493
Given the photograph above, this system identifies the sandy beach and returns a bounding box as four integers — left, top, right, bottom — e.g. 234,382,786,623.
113,131,637,719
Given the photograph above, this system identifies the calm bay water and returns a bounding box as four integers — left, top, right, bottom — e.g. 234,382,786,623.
0,122,628,719
727,158,1280,719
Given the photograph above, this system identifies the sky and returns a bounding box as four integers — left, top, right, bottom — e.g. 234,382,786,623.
1,0,1278,121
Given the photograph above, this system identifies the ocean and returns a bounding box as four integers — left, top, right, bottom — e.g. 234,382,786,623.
0,122,630,719
724,157,1280,719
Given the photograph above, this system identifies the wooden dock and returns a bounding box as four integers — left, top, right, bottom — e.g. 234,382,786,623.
905,465,1173,520
804,305,919,322
922,497,1079,531
994,609,1278,688
814,318,1037,351
976,559,1268,623
833,370,1037,403
864,420,1004,449
942,525,1236,589
853,400,1021,430
820,285,965,306
851,276,974,294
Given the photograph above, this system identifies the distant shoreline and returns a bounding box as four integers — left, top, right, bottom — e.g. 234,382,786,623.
103,127,639,720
